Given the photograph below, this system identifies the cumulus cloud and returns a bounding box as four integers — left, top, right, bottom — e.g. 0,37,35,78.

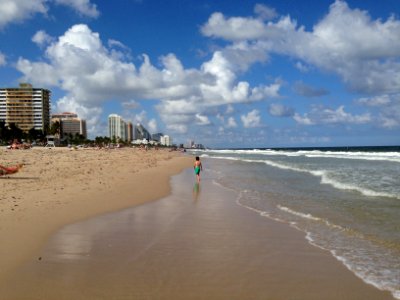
17,24,279,137
0,0,48,29
55,95,103,135
241,109,262,128
269,103,294,117
293,81,329,97
195,113,211,126
32,30,54,46
226,116,237,128
357,94,400,128
54,0,99,18
201,0,400,95
0,0,98,29
201,12,268,41
293,105,371,125
357,95,391,106
126,110,158,134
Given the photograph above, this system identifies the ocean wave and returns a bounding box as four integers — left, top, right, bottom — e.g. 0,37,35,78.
204,149,400,163
208,155,400,200
319,175,399,199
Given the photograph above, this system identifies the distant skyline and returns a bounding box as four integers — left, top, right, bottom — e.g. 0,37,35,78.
0,0,399,147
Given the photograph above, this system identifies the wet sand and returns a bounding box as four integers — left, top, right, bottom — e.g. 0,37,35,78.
0,147,192,282
0,167,394,299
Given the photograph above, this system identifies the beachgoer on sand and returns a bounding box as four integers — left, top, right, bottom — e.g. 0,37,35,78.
0,164,23,176
194,156,203,183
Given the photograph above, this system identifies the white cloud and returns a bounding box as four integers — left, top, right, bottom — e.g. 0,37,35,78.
147,118,158,133
357,95,391,107
201,1,400,95
357,94,400,128
32,30,54,46
17,24,280,137
293,113,314,125
254,4,277,21
295,61,309,73
0,0,48,29
54,0,99,17
166,124,187,134
122,100,140,110
55,95,103,136
293,105,371,126
377,100,400,128
241,109,261,128
269,103,294,117
201,12,268,41
226,116,237,128
108,39,129,50
0,52,6,66
195,113,211,126
225,104,234,114
0,0,98,29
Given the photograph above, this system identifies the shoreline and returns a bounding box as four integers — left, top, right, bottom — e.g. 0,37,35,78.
0,166,394,299
0,147,193,281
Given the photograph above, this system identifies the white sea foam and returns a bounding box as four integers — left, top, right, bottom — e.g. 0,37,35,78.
204,149,400,163
209,154,400,299
208,155,400,200
332,252,400,300
270,204,400,299
319,174,399,199
277,205,321,221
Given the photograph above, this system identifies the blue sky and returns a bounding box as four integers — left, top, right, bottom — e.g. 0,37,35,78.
0,0,399,148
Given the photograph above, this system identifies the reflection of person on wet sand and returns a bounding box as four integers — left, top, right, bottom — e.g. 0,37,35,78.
193,156,203,183
193,182,200,201
0,164,23,176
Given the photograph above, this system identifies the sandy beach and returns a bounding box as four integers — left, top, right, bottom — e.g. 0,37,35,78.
0,146,192,283
0,150,395,299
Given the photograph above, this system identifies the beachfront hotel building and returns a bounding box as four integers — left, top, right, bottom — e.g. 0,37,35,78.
51,112,87,139
108,114,127,142
133,123,151,141
126,122,133,142
160,135,172,146
0,83,50,132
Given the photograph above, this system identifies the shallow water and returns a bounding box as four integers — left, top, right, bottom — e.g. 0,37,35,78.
190,148,400,299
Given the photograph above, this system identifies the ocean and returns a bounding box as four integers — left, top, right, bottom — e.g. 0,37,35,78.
188,146,400,299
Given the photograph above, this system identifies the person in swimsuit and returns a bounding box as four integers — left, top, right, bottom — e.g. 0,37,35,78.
194,156,203,183
0,164,23,176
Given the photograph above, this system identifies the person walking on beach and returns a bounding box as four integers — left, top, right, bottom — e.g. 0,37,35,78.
194,156,203,183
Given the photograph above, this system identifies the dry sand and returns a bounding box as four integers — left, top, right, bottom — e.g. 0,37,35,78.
0,146,192,282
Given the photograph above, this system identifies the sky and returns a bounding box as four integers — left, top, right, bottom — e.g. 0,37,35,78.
0,0,399,148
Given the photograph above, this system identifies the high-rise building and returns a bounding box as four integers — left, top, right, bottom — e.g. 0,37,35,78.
0,83,50,132
108,114,127,141
160,135,172,146
51,112,87,138
126,122,133,142
152,132,164,142
134,123,151,141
